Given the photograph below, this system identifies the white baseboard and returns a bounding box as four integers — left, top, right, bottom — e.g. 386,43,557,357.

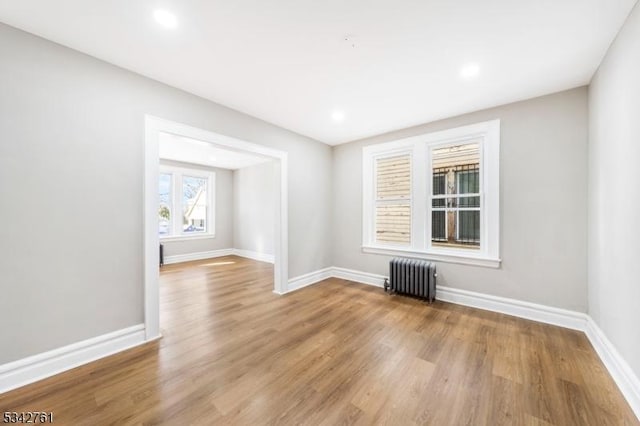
436,286,588,331
327,269,584,329
585,317,640,419
163,248,234,265
0,324,148,394
232,249,275,264
321,268,586,331
287,267,333,292
163,248,275,265
331,267,386,288
290,265,639,420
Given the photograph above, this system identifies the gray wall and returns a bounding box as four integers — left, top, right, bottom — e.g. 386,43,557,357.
233,162,276,256
159,160,233,257
0,23,332,364
588,3,640,379
333,87,588,312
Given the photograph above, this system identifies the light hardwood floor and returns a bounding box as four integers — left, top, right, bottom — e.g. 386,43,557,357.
1,256,637,425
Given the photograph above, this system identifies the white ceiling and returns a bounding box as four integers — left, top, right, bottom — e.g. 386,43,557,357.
0,1,636,145
159,132,271,170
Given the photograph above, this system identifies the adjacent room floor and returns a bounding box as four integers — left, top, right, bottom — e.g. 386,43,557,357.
1,256,636,425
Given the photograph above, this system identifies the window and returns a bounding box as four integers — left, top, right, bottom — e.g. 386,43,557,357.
375,154,411,245
158,173,172,236
158,166,215,239
362,120,500,267
431,142,480,248
182,175,208,233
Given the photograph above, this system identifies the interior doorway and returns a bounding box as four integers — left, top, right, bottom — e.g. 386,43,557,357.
143,116,288,340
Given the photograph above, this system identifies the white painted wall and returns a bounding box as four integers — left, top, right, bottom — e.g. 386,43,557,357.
0,23,332,364
332,88,589,312
588,2,640,379
159,160,233,257
233,162,275,257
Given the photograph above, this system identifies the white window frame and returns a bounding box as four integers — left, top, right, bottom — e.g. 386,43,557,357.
159,165,216,242
362,119,500,268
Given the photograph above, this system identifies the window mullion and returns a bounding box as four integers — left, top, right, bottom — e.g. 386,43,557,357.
412,143,426,251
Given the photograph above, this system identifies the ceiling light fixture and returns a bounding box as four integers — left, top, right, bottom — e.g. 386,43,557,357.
332,110,345,122
154,9,178,29
459,62,480,79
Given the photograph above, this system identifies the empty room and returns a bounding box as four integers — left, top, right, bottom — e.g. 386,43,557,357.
0,1,639,425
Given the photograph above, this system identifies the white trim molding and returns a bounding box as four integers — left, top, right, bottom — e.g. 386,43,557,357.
160,234,217,243
0,325,149,394
163,248,234,265
161,248,274,266
585,317,640,419
332,267,386,288
310,267,586,330
283,267,385,295
233,249,275,264
287,267,333,293
362,246,501,268
145,115,289,340
435,285,588,331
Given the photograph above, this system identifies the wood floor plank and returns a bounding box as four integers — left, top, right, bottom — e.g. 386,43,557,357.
0,256,637,425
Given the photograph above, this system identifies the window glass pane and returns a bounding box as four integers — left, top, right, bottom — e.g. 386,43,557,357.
458,195,480,208
432,211,446,242
457,169,479,194
376,204,411,244
458,211,480,243
182,176,208,233
159,173,172,236
376,154,411,200
431,142,480,249
432,173,446,207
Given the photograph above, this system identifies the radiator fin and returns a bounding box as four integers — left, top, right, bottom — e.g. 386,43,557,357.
387,258,436,302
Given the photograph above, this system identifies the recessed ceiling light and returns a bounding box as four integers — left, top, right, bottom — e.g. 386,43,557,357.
154,10,178,29
332,110,345,122
459,63,480,79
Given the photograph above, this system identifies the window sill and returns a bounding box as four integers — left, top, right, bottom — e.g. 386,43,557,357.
160,234,216,243
361,245,501,268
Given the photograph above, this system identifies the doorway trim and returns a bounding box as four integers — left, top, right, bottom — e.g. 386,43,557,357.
144,115,288,340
